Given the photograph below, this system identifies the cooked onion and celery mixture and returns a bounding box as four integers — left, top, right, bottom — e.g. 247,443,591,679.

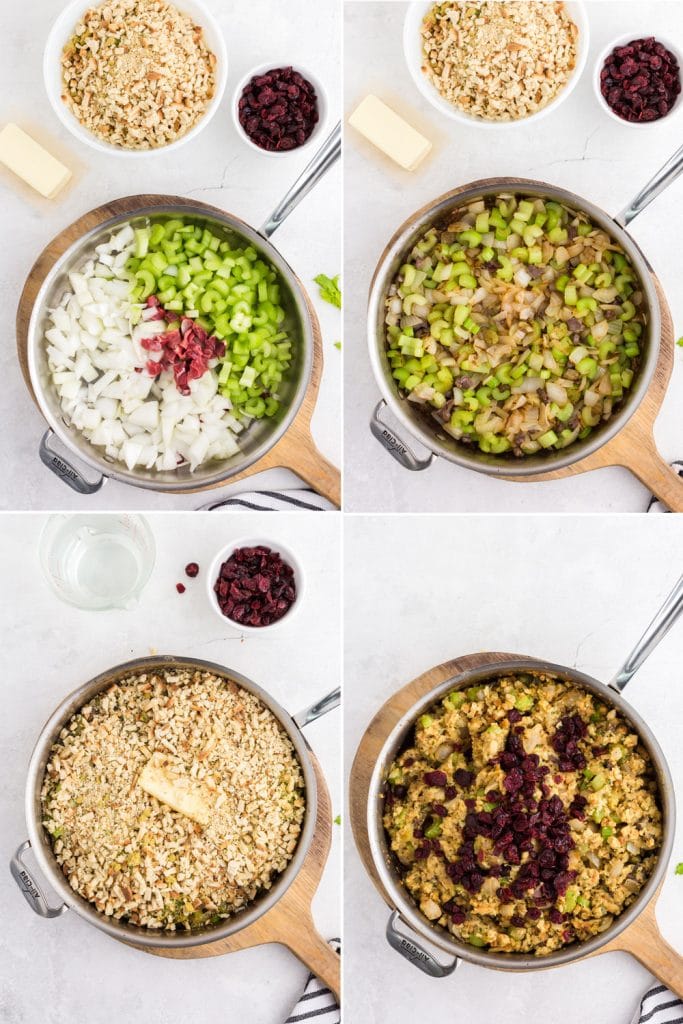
384,195,647,457
45,219,293,473
383,674,662,955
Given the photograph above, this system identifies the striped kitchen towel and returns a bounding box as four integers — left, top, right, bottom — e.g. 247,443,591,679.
647,462,683,513
198,489,336,512
284,939,340,1024
631,985,683,1024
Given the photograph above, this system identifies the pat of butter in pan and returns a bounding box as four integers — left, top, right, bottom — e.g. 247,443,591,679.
348,95,432,171
138,752,214,826
0,123,72,198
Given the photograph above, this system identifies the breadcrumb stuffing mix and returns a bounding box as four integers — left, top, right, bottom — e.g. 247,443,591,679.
384,673,662,955
421,1,578,122
41,669,305,931
61,0,217,149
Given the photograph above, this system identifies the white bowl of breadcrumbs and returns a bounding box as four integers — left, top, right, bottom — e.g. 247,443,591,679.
404,1,589,129
43,0,228,157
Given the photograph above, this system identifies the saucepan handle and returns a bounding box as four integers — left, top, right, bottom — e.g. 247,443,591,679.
39,430,106,495
370,400,435,472
260,122,341,239
609,572,683,691
615,141,683,228
293,687,341,729
385,911,459,978
10,841,69,919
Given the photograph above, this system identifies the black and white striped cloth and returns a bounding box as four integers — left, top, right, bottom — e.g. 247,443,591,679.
647,462,683,513
198,489,336,512
284,939,340,1024
631,985,683,1024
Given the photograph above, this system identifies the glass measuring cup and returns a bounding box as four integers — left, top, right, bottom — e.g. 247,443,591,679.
39,514,155,610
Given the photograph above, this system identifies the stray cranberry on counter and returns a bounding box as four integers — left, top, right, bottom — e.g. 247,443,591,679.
238,67,319,152
176,582,186,594
185,562,199,578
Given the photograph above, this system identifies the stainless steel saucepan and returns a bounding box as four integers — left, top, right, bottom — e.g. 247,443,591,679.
362,574,683,991
11,656,339,955
367,143,683,499
25,124,340,497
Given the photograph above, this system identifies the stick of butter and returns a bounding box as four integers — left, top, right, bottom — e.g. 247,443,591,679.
348,95,432,171
138,752,213,826
0,123,72,199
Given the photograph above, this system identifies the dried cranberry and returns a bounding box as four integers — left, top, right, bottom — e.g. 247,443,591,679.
176,583,186,594
185,562,199,578
424,770,448,787
454,768,474,788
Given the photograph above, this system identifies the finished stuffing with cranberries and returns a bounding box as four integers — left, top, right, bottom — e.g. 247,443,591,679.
383,673,662,955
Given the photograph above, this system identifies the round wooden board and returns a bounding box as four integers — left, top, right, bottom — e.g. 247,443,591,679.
371,179,683,512
16,195,340,508
349,653,683,996
123,750,340,1001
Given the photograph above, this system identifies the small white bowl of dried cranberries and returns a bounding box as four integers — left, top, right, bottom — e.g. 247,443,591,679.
593,33,683,127
207,538,304,633
231,62,328,156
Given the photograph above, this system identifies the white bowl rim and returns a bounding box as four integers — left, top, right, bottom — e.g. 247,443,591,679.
402,0,590,129
42,0,228,158
206,536,304,634
230,60,328,157
592,30,683,128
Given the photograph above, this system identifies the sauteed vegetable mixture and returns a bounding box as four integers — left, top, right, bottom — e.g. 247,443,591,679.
383,673,662,955
384,194,647,458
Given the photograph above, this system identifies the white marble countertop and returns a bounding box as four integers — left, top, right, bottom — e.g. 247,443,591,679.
0,513,341,1024
0,0,341,511
344,0,683,512
344,513,683,1023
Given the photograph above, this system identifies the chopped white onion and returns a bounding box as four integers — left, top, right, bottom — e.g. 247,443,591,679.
45,227,243,474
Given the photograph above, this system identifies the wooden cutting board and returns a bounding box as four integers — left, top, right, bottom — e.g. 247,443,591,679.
349,652,683,996
16,195,340,508
372,179,683,511
124,750,340,1002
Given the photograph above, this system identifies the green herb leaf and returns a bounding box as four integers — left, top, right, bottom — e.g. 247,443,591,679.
314,273,342,309
675,862,683,875
677,338,683,347
334,814,341,826
334,341,341,350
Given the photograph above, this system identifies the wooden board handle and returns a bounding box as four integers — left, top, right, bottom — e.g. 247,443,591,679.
612,905,683,998
269,910,340,1001
615,434,683,512
283,435,341,508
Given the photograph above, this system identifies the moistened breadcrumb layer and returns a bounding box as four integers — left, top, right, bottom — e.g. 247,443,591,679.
41,669,305,930
421,1,578,122
383,673,662,955
61,0,217,149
